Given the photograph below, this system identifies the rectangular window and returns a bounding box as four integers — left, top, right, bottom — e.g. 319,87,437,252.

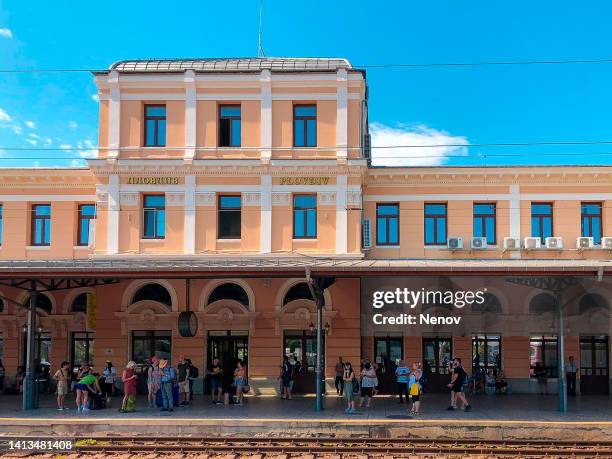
293,195,317,239
131,330,172,365
472,334,501,370
77,204,96,246
530,335,558,378
142,195,165,239
376,203,399,245
31,204,51,246
218,195,242,239
144,105,166,147
293,105,317,147
0,204,3,245
473,203,496,245
424,203,447,245
531,202,553,243
71,331,94,373
219,105,241,147
581,202,602,244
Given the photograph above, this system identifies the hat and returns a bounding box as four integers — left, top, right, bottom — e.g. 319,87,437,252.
158,359,168,369
126,361,137,369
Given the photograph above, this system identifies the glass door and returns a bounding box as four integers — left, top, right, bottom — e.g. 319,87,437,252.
422,337,452,392
373,337,403,393
283,330,324,393
207,331,249,393
580,335,609,395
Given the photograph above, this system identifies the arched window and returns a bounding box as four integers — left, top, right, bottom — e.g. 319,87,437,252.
72,293,88,313
23,294,52,314
529,293,556,314
283,283,314,306
579,293,608,315
132,283,172,308
208,283,249,307
472,293,502,314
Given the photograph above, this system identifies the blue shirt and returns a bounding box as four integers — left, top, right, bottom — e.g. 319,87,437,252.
160,367,175,383
396,366,410,383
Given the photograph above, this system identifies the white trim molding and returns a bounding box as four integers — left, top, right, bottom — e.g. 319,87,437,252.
336,69,348,162
260,175,272,253
184,175,196,255
108,70,120,160
107,175,120,254
184,70,197,161
336,175,348,254
260,70,272,163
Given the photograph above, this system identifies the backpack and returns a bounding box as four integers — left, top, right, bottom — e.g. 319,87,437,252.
190,365,199,379
409,382,421,396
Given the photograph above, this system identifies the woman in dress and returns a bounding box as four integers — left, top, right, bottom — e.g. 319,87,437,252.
342,362,356,414
119,361,138,413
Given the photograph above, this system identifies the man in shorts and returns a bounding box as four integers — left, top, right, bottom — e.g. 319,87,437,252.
207,358,224,404
177,356,191,406
447,358,471,412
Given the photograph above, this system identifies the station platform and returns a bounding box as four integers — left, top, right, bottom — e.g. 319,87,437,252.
0,393,611,441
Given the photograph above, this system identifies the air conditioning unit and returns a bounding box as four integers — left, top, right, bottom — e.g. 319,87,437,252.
503,237,521,251
362,219,372,249
470,237,488,249
601,237,612,249
545,237,563,249
576,237,594,250
524,237,541,250
447,237,463,250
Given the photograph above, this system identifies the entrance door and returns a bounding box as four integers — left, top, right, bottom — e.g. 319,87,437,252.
422,337,452,392
283,331,324,393
580,335,609,395
207,331,249,392
373,337,403,393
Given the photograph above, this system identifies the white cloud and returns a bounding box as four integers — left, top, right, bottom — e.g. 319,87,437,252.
0,29,12,39
26,139,37,146
33,161,41,168
91,94,100,103
77,139,97,158
0,108,11,122
25,120,36,129
12,124,22,135
370,122,469,167
59,144,73,151
68,120,78,129
43,137,52,145
71,159,82,167
28,133,40,139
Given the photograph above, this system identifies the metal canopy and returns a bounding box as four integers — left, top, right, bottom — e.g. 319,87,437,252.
0,257,607,279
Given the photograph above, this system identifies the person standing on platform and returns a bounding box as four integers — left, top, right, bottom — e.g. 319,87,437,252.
0,359,5,394
101,361,116,405
359,362,377,409
534,362,548,395
280,355,293,400
334,357,345,396
119,361,137,413
233,359,246,405
159,359,176,412
447,358,471,412
177,356,191,406
53,361,70,410
395,360,410,404
566,355,577,396
207,357,224,404
147,356,160,408
343,361,356,414
408,362,423,415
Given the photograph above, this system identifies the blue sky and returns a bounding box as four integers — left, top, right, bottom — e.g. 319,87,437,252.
1,1,612,167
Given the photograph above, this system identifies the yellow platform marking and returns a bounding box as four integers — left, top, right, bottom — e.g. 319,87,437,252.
1,417,611,426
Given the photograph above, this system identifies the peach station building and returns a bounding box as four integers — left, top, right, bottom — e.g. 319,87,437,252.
0,58,610,397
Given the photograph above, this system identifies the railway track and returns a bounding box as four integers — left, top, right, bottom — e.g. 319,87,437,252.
72,436,612,456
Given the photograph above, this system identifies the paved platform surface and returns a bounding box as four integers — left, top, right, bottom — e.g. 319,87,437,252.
0,393,610,422
1,394,612,441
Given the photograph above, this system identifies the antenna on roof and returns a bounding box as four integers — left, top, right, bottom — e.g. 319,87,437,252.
257,0,265,58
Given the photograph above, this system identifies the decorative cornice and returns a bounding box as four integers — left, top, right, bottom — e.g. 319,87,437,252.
119,192,139,206
318,191,336,205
